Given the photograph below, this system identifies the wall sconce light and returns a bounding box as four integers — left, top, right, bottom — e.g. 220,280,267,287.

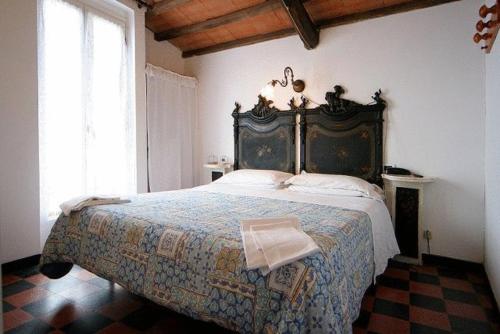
260,66,305,99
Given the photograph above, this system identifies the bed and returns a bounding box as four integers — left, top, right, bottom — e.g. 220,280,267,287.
40,85,399,334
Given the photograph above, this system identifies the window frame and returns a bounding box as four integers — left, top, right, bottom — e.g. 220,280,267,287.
37,0,137,220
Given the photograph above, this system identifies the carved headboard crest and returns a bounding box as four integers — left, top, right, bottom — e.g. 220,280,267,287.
243,95,280,121
319,85,386,115
232,102,241,115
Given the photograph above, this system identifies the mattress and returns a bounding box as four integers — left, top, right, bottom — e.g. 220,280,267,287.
40,184,399,333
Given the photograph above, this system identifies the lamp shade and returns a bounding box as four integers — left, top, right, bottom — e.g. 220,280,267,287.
260,83,275,100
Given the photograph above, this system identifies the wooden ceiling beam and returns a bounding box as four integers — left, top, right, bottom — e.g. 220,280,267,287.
281,0,318,49
150,0,191,16
155,0,283,41
182,28,296,57
317,0,461,30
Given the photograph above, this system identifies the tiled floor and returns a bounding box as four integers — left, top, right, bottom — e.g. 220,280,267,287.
2,260,499,333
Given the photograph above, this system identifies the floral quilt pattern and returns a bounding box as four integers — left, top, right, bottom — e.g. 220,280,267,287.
40,190,374,333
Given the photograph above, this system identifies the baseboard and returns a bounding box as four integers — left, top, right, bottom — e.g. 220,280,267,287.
2,254,41,274
422,254,484,272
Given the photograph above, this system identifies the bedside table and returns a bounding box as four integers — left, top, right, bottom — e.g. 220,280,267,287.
204,163,233,181
382,174,435,265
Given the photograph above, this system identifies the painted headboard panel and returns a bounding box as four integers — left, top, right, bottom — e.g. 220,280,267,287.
232,95,296,173
300,86,386,186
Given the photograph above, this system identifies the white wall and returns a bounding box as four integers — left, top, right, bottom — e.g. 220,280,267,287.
0,0,147,263
146,29,185,74
484,4,500,304
186,0,486,262
0,0,41,264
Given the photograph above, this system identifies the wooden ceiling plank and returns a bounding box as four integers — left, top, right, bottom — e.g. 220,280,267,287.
155,0,283,41
317,0,461,29
175,0,461,57
182,28,296,57
151,0,192,16
281,0,319,49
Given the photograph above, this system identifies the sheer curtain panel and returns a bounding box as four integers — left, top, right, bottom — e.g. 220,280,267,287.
38,0,136,228
145,64,198,192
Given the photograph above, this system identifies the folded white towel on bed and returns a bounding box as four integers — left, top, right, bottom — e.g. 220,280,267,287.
251,223,320,272
240,217,320,275
240,217,300,270
60,195,130,216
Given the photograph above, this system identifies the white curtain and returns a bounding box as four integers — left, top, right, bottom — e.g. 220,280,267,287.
38,0,136,225
146,64,198,192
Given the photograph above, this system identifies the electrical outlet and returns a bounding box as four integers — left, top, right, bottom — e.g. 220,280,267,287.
423,230,432,240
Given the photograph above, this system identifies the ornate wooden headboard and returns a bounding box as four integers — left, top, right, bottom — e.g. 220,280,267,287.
300,85,386,185
232,85,386,183
232,95,296,173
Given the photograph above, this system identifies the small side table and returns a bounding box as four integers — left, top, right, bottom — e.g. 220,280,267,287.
382,174,435,265
203,163,233,182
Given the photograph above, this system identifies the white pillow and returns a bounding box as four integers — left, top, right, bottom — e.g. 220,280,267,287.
285,172,384,200
214,169,293,187
288,185,384,200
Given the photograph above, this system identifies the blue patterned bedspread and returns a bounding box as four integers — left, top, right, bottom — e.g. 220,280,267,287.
40,190,374,333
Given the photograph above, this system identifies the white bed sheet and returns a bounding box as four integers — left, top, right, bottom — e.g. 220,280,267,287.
194,183,400,280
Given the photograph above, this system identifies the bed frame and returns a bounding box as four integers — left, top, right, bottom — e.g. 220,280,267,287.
232,85,386,185
40,83,388,318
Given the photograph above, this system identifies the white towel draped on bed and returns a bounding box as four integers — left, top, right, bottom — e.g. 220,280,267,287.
240,217,320,274
60,196,130,216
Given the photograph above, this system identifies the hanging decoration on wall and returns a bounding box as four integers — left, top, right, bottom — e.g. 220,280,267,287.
474,1,500,53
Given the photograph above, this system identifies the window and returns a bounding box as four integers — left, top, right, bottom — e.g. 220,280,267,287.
38,0,136,219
